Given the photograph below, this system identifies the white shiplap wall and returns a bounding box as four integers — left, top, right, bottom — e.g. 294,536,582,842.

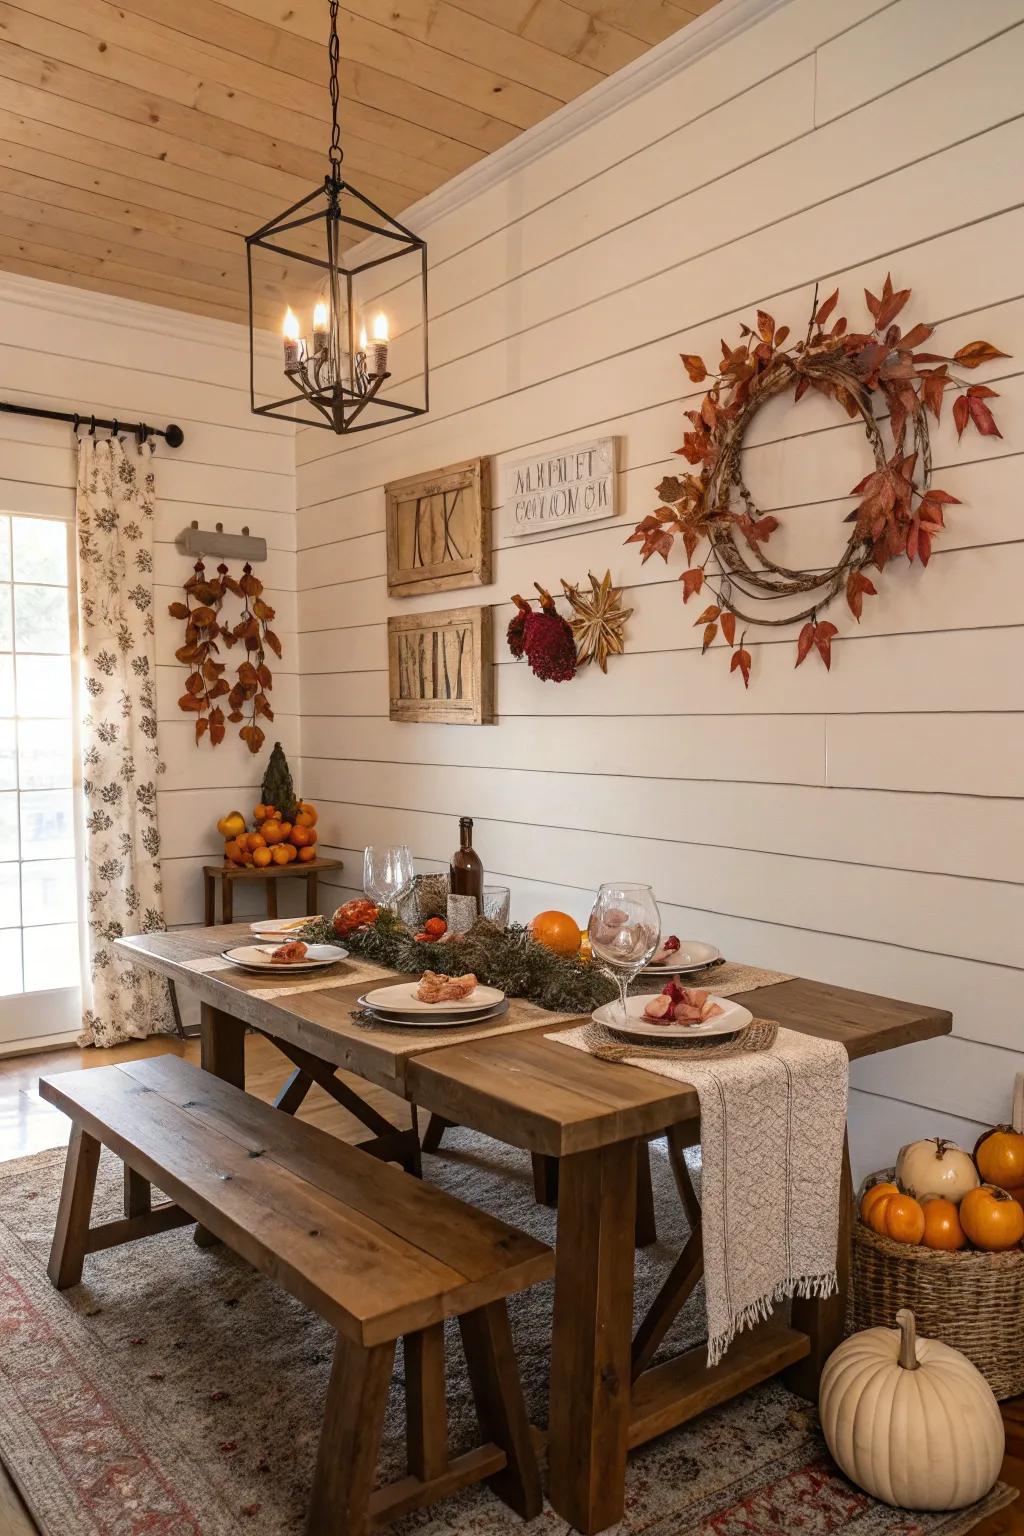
295,0,1024,1184
0,273,298,943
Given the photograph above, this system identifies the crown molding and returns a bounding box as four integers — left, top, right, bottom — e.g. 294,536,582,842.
0,271,280,355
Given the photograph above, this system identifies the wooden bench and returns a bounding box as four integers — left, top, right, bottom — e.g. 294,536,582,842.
39,1055,554,1534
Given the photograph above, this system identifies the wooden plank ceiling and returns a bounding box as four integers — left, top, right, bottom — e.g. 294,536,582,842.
0,0,717,328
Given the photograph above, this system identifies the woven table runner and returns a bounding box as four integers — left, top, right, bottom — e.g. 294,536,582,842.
349,995,581,1056
549,1016,848,1366
633,960,794,996
246,955,396,1001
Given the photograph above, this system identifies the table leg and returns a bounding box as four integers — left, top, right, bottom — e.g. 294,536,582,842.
784,1129,852,1398
307,871,319,914
265,879,278,920
221,875,233,925
548,1139,637,1534
196,1004,246,1248
203,870,215,927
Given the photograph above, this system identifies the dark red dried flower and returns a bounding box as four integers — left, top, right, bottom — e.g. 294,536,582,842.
521,586,577,683
507,594,531,659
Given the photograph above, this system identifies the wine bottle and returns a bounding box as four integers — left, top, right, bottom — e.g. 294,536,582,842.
450,816,483,914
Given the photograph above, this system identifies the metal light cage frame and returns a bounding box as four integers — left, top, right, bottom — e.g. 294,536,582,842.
246,174,429,435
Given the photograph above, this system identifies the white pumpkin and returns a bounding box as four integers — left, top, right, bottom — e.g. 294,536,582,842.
896,1137,980,1203
820,1310,1004,1510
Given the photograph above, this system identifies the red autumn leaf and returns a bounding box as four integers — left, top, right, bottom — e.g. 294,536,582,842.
794,375,810,402
682,528,700,564
968,395,1001,438
918,366,948,422
167,601,189,619
952,393,970,439
864,286,881,322
795,622,815,668
897,322,934,350
756,309,775,343
846,570,877,621
730,647,751,688
953,340,1010,369
750,515,779,542
681,353,707,383
264,629,283,658
680,567,704,602
774,325,790,347
814,621,838,670
625,516,675,563
874,285,911,332
701,622,718,653
815,288,839,327
693,604,721,625
195,717,208,743
966,384,999,399
177,693,203,713
720,611,737,647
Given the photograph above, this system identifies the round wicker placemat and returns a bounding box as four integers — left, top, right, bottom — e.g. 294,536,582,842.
590,1016,779,1064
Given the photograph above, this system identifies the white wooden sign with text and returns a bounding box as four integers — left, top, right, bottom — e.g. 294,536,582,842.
502,436,617,537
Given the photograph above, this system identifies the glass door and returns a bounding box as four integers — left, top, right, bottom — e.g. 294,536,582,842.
0,513,81,1047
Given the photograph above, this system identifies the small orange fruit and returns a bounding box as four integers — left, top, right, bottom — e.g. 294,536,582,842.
249,832,266,850
252,846,272,868
283,842,298,862
881,1193,926,1245
253,803,267,822
529,910,581,957
271,845,290,866
298,845,317,862
223,838,242,863
261,820,286,845
278,822,292,840
289,824,313,847
922,1197,966,1251
296,802,318,828
859,1181,898,1225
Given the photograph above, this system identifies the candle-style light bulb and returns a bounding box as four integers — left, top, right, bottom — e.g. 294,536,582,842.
312,301,329,358
358,325,368,351
370,312,389,376
282,306,302,370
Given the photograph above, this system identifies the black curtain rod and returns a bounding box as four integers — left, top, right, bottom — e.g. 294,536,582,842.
0,400,184,448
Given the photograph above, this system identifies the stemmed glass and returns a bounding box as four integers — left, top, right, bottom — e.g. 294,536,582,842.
588,883,661,1026
363,844,414,912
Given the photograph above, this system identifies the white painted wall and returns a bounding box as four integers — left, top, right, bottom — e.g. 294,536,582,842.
294,0,1024,1183
0,273,298,943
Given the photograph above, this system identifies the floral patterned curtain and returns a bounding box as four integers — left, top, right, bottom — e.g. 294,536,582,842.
76,435,175,1047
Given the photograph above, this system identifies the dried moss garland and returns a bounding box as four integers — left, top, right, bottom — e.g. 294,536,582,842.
300,910,617,1014
628,276,1007,687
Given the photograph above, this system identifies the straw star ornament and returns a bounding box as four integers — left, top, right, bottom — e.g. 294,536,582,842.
561,569,632,672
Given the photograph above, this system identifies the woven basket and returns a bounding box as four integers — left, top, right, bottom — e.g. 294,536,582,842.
852,1194,1024,1399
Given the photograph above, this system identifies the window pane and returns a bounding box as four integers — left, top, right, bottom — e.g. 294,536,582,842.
0,792,16,847
21,859,76,925
14,584,70,654
0,585,10,651
23,922,79,992
0,721,14,791
19,789,74,860
17,718,71,790
13,517,67,584
0,517,9,581
0,929,21,995
15,654,71,717
0,654,12,717
0,864,18,926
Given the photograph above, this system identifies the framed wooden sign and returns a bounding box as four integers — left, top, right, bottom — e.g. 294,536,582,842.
502,436,617,537
385,457,491,597
387,606,494,725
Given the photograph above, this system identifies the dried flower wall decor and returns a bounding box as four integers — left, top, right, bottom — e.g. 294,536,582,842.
507,572,631,679
627,275,1008,687
168,560,282,751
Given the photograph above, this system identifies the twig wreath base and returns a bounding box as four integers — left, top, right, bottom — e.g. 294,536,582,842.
627,276,1007,686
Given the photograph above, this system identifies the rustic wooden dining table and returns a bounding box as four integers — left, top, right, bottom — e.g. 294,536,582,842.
116,924,951,1535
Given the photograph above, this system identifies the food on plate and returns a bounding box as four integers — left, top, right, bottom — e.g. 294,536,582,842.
649,936,682,966
529,910,582,956
974,1125,1024,1197
958,1184,1024,1251
270,940,308,964
332,899,379,937
896,1138,979,1204
642,981,724,1026
414,971,478,1004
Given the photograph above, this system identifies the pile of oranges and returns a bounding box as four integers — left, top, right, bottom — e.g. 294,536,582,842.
218,801,319,869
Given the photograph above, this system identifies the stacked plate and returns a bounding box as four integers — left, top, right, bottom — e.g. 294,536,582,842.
248,917,322,942
639,938,721,979
357,980,508,1029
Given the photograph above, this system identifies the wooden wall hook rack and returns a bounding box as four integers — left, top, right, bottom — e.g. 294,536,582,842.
175,522,268,562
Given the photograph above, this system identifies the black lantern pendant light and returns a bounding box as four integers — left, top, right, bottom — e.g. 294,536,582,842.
245,0,429,434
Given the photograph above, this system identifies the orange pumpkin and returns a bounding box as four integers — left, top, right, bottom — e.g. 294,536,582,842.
252,846,272,868
860,1181,899,1225
261,820,287,845
975,1126,1024,1197
959,1184,1024,1251
295,801,318,829
297,845,317,862
921,1196,967,1251
289,824,316,848
882,1193,927,1246
529,910,582,957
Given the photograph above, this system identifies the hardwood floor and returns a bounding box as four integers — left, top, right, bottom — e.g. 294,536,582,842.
0,1034,1020,1534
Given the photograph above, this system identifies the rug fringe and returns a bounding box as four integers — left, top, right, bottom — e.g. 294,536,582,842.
706,1269,838,1367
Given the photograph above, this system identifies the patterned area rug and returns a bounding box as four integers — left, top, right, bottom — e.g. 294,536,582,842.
0,1130,1015,1536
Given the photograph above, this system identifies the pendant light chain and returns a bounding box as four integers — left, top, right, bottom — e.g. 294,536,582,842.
328,0,343,178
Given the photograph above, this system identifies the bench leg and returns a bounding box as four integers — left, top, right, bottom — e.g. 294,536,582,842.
404,1323,448,1482
48,1125,101,1289
307,1334,394,1536
459,1300,542,1520
124,1164,151,1219
196,1005,246,1247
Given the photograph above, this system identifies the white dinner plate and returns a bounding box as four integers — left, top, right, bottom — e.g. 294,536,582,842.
362,980,505,1015
221,943,347,974
639,940,721,977
592,993,751,1041
356,998,509,1028
249,917,320,940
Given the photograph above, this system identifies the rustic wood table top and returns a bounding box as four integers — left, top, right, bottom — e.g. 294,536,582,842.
117,923,953,1534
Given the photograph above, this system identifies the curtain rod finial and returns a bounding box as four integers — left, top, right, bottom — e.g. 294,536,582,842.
165,423,184,447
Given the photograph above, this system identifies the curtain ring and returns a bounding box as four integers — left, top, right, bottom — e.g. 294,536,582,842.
89,415,96,436
72,413,80,437
112,418,119,438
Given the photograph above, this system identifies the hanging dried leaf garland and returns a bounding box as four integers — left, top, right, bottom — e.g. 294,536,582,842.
169,560,282,751
561,569,633,672
627,275,1008,687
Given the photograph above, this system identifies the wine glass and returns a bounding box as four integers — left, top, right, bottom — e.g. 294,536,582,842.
363,844,414,911
588,883,661,1026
